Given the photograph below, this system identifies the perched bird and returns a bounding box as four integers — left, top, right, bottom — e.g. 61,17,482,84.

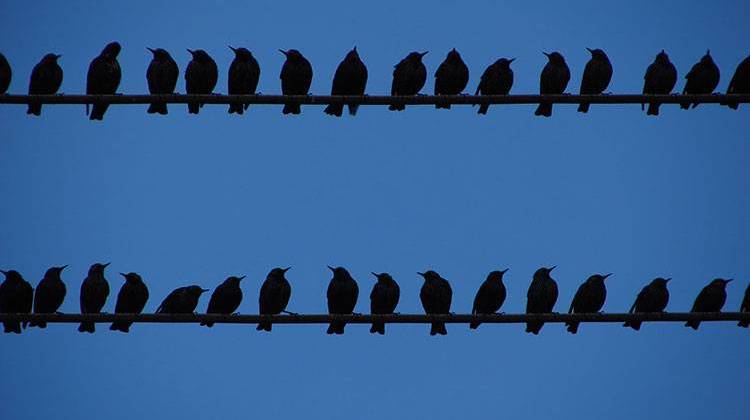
0,52,11,94
577,48,612,113
685,278,731,330
565,273,611,334
723,55,750,110
324,47,368,117
326,266,359,334
27,53,63,116
86,42,121,120
30,265,67,328
389,51,428,111
185,49,218,114
201,276,244,327
110,272,149,333
369,272,400,335
78,262,110,333
0,270,33,334
434,48,469,109
146,47,178,115
739,282,750,328
156,285,208,314
525,266,559,334
227,46,260,115
279,49,313,115
681,50,720,109
419,270,453,336
623,277,670,331
258,267,292,332
470,269,508,329
475,58,514,114
642,50,678,116
535,52,570,117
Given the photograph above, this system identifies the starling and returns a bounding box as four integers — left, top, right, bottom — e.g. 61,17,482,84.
418,270,453,336
685,278,731,330
535,52,570,117
156,285,209,314
78,262,110,333
324,47,368,117
434,48,469,109
577,48,612,113
723,55,750,110
389,51,428,111
475,58,514,114
681,50,720,109
279,49,313,115
110,272,149,333
227,46,260,115
146,47,178,115
30,265,67,328
0,270,33,334
326,266,359,335
258,267,292,332
623,277,670,331
739,282,750,328
86,42,121,120
369,272,400,335
525,266,559,334
27,53,63,116
0,52,11,94
201,276,244,327
565,273,611,334
185,49,218,114
470,269,508,329
642,50,678,116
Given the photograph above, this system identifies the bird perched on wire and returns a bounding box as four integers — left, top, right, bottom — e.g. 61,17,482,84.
525,266,558,334
0,52,10,94
642,50,678,116
475,58,514,115
419,270,453,335
279,49,313,115
146,47,178,115
685,278,731,330
623,277,670,331
577,48,612,113
86,42,121,120
201,276,244,327
27,53,63,116
389,51,427,111
324,47,368,117
470,269,508,329
30,265,67,328
110,272,149,333
434,48,469,109
185,49,218,114
566,273,611,334
78,262,110,333
0,270,33,334
535,52,570,117
156,285,209,314
739,282,750,328
228,46,260,115
326,266,359,335
369,272,400,335
258,267,292,332
723,55,750,110
681,50,720,109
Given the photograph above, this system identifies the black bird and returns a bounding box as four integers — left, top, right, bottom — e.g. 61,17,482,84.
27,53,63,116
525,266,559,334
369,272,400,335
324,47,368,117
723,55,750,110
739,282,750,328
681,50,720,109
279,49,313,115
227,46,260,115
258,267,292,332
566,273,611,334
419,270,453,336
434,48,469,109
475,58,514,114
201,276,244,327
623,277,671,331
86,42,121,120
185,49,218,114
146,47,178,115
326,266,359,334
642,50,678,116
535,52,570,117
686,278,731,330
78,262,110,333
30,265,67,328
156,285,209,314
0,270,33,334
110,272,149,333
0,52,11,94
577,48,613,113
389,51,428,111
470,269,508,329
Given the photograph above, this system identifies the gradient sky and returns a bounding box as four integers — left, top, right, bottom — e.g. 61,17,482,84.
1,1,748,419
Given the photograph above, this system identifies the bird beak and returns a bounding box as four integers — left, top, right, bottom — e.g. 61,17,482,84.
187,49,194,55
238,275,246,281
508,58,516,63
119,272,127,278
102,262,111,268
501,268,509,274
0,270,6,275
725,279,733,283
586,47,594,53
353,46,357,52
665,278,672,283
201,288,210,293
229,46,237,53
543,51,551,58
603,273,612,280
548,265,556,272
279,49,288,56
147,47,156,54
282,266,292,273
420,51,429,57
327,265,335,272
59,264,68,271
417,272,425,277
55,54,62,59
371,272,379,278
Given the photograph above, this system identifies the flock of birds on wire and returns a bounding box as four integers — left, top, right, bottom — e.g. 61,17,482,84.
0,42,749,119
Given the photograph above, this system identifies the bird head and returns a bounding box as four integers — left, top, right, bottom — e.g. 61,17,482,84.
102,42,121,58
655,50,670,64
586,47,608,61
371,272,394,283
328,265,351,280
120,272,142,284
712,278,732,288
147,48,171,60
226,275,246,286
229,46,252,59
279,49,304,60
543,51,565,63
487,269,508,282
0,269,23,282
533,266,556,281
89,262,110,275
417,270,440,281
45,265,67,279
496,57,515,67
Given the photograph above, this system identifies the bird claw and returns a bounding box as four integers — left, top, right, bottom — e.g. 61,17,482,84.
353,312,363,316
282,310,299,316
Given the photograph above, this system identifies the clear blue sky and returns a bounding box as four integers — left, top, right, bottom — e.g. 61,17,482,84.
1,1,748,419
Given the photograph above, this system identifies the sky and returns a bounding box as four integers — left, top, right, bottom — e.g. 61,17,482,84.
1,1,749,419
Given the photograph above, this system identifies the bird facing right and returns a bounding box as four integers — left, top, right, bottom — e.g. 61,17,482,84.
623,277,670,331
389,51,428,111
525,266,559,334
0,52,10,94
27,53,63,116
30,265,68,328
258,267,292,332
681,50,720,109
470,269,508,329
642,50,678,116
78,262,110,333
723,55,750,110
685,278,731,330
535,52,570,117
419,270,453,335
201,275,245,327
739,282,750,328
434,48,469,109
577,48,612,113
110,272,149,333
324,47,368,117
156,285,209,314
475,58,514,114
0,270,33,334
566,273,611,334
86,42,122,120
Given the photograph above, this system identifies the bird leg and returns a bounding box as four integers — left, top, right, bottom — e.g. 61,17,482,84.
282,310,299,316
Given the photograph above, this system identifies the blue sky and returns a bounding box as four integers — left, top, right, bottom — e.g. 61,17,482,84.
1,1,748,419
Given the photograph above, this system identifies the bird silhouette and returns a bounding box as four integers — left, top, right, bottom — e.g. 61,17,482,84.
566,273,611,334
0,52,10,94
526,266,559,334
686,278,731,330
535,52,570,117
279,49,313,115
30,265,67,328
739,282,750,328
86,42,121,120
389,51,427,111
0,270,33,334
201,276,244,327
434,48,469,109
258,267,292,332
27,53,63,116
723,55,750,110
228,46,260,115
185,49,218,114
78,262,110,333
470,269,508,329
681,50,720,109
156,285,208,314
419,270,453,335
324,47,368,117
326,266,359,334
642,50,678,116
369,272,400,335
110,272,149,333
577,48,612,113
146,48,178,115
623,277,670,331
475,58,514,114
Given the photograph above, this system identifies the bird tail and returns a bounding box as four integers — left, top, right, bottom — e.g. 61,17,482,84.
525,321,543,335
78,321,96,333
327,321,345,335
534,103,552,117
565,321,579,334
577,103,590,113
623,320,642,331
188,102,200,114
430,322,447,336
283,103,301,115
370,321,385,335
679,100,691,110
685,320,701,330
3,321,22,334
435,102,451,110
388,103,405,111
89,104,108,120
324,104,344,117
257,320,272,331
477,104,489,115
200,321,214,328
647,102,660,116
722,100,739,110
109,322,131,333
347,104,360,116
148,102,168,115
29,320,47,328
738,319,749,328
469,321,481,329
27,103,42,116
228,103,244,115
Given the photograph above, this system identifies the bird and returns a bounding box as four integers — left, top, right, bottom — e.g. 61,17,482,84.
0,270,33,334
326,266,359,334
577,48,612,113
185,49,218,114
279,49,313,115
156,285,209,314
723,55,750,110
475,58,514,114
565,273,611,334
78,262,110,333
258,267,292,332
525,266,559,334
0,52,11,94
434,48,469,109
324,47,368,117
535,52,570,117
681,50,720,109
30,265,67,328
369,272,400,335
623,277,670,331
110,272,149,333
146,47,178,115
86,42,121,120
470,269,508,329
419,270,453,335
27,53,63,116
685,278,731,330
227,46,260,115
642,50,678,116
739,282,750,328
389,51,428,111
201,276,244,327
